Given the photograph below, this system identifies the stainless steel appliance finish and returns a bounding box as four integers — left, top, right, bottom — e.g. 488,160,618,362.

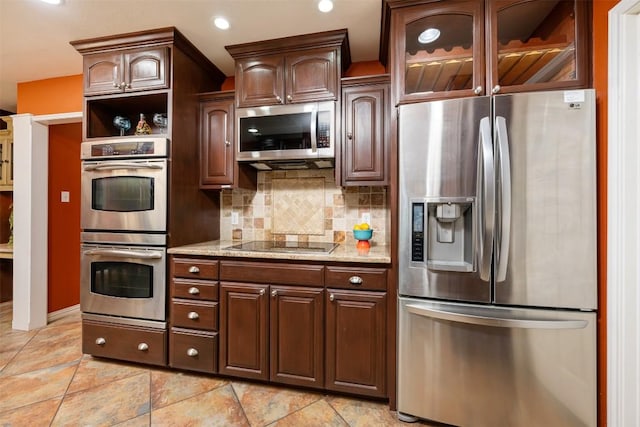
397,90,597,426
81,138,169,233
398,298,596,427
236,101,335,164
80,232,166,321
226,240,339,254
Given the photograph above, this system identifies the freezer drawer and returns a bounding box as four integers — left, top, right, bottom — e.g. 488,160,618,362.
398,297,596,427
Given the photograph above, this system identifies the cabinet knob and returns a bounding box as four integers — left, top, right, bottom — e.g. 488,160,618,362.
286,94,292,101
474,86,483,95
95,337,106,346
271,289,278,297
137,343,149,351
113,82,120,88
276,95,283,104
492,85,501,94
125,83,131,89
225,140,231,147
347,132,353,140
187,348,199,357
188,266,200,274
188,286,200,295
329,293,335,302
119,82,126,90
259,288,266,296
348,276,363,285
187,311,199,320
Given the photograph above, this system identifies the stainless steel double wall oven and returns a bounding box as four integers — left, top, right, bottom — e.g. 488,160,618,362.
80,137,169,322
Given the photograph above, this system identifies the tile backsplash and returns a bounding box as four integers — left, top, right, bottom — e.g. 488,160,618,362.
220,169,389,245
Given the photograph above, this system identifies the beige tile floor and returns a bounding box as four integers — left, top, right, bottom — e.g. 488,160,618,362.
0,302,432,426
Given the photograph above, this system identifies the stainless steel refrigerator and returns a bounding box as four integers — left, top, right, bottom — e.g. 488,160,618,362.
397,89,597,427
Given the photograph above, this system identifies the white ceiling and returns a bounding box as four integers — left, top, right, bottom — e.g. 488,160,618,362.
0,0,383,113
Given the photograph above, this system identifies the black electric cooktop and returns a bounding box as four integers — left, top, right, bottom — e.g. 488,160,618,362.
226,240,339,254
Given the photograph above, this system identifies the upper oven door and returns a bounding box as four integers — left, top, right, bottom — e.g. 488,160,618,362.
81,159,167,232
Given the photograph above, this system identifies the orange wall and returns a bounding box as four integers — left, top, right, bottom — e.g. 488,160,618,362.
593,1,618,426
17,75,83,115
47,123,82,312
16,74,84,312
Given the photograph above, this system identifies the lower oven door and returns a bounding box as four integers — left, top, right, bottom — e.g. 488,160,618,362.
81,159,167,232
81,243,166,321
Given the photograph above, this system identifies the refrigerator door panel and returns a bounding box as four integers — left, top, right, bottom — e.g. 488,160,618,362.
493,90,597,310
398,97,492,302
398,297,596,427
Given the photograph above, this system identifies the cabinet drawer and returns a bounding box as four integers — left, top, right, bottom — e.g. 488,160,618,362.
220,260,324,286
172,278,218,301
82,319,167,366
171,300,218,330
172,258,218,280
325,266,387,291
170,328,218,373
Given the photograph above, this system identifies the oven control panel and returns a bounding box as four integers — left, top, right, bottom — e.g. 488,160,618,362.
81,137,169,160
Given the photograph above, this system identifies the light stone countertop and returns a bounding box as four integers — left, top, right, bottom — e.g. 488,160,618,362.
168,240,391,264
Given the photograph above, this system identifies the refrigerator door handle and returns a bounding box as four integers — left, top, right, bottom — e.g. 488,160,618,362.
477,117,495,281
405,303,588,330
495,116,512,282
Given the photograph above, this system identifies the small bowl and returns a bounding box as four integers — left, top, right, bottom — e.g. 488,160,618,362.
353,229,373,241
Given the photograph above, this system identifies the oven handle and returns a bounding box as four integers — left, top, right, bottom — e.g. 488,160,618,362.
83,162,164,171
84,249,164,259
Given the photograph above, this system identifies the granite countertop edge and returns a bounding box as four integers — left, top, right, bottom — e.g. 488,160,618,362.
168,240,391,264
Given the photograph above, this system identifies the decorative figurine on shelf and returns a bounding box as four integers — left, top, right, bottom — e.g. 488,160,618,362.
135,113,152,135
152,113,168,134
113,115,131,136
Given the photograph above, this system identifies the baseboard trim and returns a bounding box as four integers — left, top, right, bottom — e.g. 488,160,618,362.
48,304,80,323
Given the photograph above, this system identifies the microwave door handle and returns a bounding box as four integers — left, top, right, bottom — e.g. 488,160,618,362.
83,162,163,171
310,109,318,153
84,249,163,259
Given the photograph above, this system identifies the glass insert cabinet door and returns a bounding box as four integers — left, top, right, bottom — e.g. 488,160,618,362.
487,0,589,94
390,0,589,103
392,0,485,103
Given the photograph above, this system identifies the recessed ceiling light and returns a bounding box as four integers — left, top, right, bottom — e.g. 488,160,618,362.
318,0,333,13
213,17,230,30
418,28,441,44
40,0,63,4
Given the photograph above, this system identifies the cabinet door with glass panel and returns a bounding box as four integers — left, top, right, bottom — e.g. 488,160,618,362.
487,0,590,95
391,0,485,103
0,117,13,191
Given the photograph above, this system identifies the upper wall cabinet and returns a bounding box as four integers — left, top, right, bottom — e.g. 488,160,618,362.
82,47,169,96
384,0,591,104
226,29,351,108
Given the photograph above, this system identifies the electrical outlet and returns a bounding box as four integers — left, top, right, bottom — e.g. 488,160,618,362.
231,211,239,225
61,191,70,203
361,212,371,225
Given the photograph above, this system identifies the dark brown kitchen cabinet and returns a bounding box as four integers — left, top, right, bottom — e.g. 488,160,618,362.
385,0,591,103
82,47,169,96
325,288,387,398
226,29,350,108
270,286,324,388
219,282,269,380
169,257,220,374
198,91,256,190
341,75,390,186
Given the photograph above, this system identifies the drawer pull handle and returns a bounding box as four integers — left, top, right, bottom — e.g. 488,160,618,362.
188,311,199,320
188,266,200,274
329,293,335,302
188,287,200,295
349,276,363,285
187,348,199,357
271,290,278,297
137,343,149,351
95,337,106,346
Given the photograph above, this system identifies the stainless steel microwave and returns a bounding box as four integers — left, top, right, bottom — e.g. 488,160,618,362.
236,101,335,166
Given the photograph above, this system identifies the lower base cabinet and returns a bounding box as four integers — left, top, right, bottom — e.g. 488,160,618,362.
82,317,167,367
170,327,218,373
325,289,387,397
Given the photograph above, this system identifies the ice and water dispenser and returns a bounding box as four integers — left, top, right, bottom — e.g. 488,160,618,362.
411,198,475,272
